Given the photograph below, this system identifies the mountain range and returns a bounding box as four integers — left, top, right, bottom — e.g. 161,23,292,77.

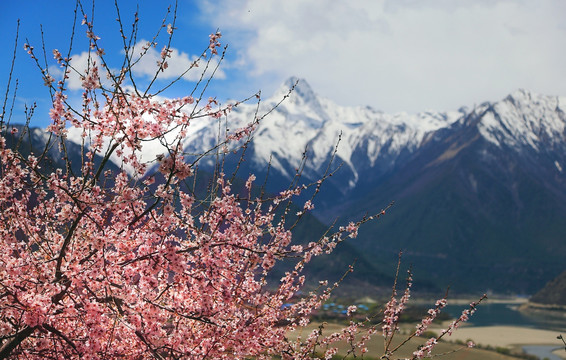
62,77,566,295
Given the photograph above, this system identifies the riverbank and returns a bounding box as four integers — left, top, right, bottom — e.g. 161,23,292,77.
408,295,529,306
429,323,566,359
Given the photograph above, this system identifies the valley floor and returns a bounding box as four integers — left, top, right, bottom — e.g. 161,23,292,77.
429,323,566,360
287,322,555,359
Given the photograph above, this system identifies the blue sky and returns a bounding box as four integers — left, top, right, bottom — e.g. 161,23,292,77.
1,1,566,128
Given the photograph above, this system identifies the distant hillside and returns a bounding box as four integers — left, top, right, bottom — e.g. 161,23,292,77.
529,270,566,306
3,124,123,178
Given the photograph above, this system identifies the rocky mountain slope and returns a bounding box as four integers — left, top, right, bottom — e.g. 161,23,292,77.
529,270,566,306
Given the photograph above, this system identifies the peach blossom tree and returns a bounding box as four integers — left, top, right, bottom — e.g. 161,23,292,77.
0,3,483,359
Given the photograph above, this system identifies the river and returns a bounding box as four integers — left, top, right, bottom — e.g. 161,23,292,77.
443,302,566,360
444,302,566,329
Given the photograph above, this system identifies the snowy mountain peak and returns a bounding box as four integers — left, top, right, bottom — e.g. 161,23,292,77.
476,89,566,150
223,78,465,188
273,77,319,107
506,88,534,103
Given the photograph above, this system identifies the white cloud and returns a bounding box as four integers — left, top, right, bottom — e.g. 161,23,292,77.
197,0,566,113
129,40,226,82
48,42,226,92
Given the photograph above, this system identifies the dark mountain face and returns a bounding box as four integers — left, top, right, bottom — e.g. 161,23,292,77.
529,269,566,306
335,103,566,294
3,125,126,183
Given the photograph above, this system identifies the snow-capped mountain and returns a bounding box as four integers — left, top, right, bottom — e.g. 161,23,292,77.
173,77,466,191
70,77,566,193
177,78,566,188
337,87,566,294
64,76,566,188
476,89,566,152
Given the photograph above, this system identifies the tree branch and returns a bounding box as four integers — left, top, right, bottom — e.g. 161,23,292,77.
0,326,35,359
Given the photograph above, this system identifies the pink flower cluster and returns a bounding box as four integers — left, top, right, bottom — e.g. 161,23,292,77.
411,295,486,359
81,65,101,90
414,298,447,336
382,269,413,339
413,337,437,359
208,31,222,55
